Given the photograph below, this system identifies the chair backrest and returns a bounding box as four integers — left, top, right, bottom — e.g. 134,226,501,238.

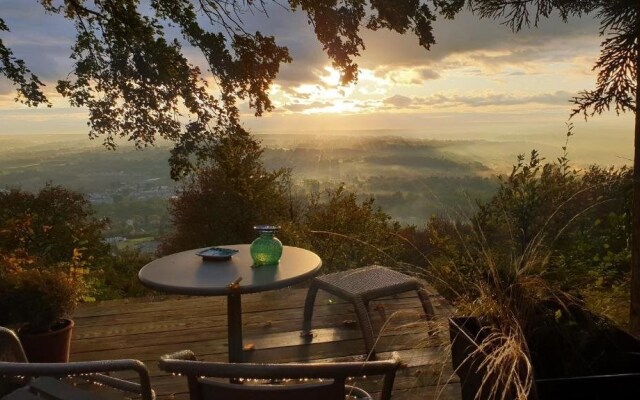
159,350,401,400
0,327,155,400
0,327,30,395
0,327,28,363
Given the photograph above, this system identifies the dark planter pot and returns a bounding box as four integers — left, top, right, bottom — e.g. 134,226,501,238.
449,317,524,400
18,319,74,363
449,317,640,400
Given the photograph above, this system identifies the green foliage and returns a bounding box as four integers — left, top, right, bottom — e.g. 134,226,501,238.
158,128,292,254
570,0,639,118
422,145,632,327
465,0,638,334
95,248,154,300
400,215,475,298
0,184,109,266
281,185,408,273
553,165,632,285
0,184,113,328
467,137,631,301
412,145,635,398
0,265,83,332
475,149,579,266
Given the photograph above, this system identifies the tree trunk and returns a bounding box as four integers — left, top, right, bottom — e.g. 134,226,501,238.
630,49,640,335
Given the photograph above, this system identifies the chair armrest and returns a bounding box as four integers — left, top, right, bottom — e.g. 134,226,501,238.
159,350,401,379
0,359,154,400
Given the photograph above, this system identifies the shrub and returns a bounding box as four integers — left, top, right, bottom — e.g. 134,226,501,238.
0,262,85,333
159,130,292,254
281,185,409,273
96,248,154,300
0,184,109,266
421,146,634,399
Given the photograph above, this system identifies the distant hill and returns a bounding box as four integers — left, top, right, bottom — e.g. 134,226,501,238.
2,130,624,230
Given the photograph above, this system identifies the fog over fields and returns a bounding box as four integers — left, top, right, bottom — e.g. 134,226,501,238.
0,129,631,238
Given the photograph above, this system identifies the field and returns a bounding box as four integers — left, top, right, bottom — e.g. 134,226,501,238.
1,130,628,240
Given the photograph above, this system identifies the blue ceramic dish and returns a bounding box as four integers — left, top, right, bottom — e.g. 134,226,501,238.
197,247,239,261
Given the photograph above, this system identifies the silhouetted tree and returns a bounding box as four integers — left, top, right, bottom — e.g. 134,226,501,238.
159,127,291,254
0,0,459,178
280,185,407,272
0,184,109,266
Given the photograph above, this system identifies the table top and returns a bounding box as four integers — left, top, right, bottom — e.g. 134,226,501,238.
138,244,322,296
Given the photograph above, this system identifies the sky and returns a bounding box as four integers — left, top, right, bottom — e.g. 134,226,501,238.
0,1,634,162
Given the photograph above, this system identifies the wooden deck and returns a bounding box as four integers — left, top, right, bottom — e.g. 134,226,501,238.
70,286,461,399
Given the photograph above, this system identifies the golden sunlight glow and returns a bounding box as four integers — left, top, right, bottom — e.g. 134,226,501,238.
318,67,342,86
303,101,361,114
383,68,424,85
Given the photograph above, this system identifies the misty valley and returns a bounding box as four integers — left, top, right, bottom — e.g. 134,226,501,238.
0,133,505,244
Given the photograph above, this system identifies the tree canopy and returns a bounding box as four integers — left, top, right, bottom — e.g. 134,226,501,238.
0,0,458,179
0,184,109,267
158,128,292,255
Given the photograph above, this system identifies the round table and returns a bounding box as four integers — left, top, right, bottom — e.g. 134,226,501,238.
138,244,322,362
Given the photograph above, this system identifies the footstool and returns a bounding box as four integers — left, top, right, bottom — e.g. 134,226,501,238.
301,265,435,357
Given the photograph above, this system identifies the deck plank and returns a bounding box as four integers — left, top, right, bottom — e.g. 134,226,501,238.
70,286,460,399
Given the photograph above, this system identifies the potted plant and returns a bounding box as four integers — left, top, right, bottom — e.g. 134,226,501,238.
0,186,106,363
437,223,640,400
412,149,640,399
437,229,640,399
449,306,640,400
0,260,85,363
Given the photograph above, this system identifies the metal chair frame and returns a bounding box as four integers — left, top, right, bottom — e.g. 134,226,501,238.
0,326,154,400
159,349,401,400
302,265,435,356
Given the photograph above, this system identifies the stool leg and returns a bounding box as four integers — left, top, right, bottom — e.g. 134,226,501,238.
302,284,320,334
353,296,377,358
417,287,435,320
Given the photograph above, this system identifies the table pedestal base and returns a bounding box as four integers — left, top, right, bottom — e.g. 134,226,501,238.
227,293,243,363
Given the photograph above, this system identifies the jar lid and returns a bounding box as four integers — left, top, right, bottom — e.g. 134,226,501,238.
254,225,280,232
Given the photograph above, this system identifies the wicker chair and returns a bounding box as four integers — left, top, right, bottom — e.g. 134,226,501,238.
159,350,401,400
302,265,436,357
0,326,154,400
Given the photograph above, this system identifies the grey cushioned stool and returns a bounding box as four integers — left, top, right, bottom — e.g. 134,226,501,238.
301,265,435,357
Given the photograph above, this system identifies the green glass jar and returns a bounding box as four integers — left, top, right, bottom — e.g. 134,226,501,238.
250,225,283,266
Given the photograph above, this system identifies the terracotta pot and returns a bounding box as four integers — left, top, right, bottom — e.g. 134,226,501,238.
18,319,74,363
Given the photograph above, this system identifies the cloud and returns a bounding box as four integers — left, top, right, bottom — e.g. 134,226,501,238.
421,69,440,80
0,81,14,96
0,0,604,136
411,91,575,108
2,1,77,80
377,91,576,111
4,2,601,85
376,67,440,85
281,101,334,112
359,10,599,69
383,95,413,108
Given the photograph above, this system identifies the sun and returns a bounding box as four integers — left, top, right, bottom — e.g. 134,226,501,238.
269,65,385,115
318,67,342,86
